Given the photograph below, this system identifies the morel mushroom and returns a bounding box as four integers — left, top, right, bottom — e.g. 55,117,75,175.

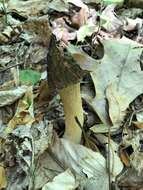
47,34,96,143
59,83,83,143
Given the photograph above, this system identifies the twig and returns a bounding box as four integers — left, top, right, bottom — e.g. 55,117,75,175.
28,137,35,190
108,124,112,190
75,116,91,148
0,63,22,73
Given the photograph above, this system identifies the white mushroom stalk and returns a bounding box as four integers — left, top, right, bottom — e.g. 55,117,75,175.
60,83,83,143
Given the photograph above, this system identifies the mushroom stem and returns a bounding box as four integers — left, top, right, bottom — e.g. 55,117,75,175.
60,83,83,143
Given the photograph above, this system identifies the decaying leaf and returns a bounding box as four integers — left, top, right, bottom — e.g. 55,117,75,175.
5,86,34,133
2,119,54,190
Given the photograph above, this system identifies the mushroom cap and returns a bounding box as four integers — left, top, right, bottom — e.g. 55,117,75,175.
47,34,96,91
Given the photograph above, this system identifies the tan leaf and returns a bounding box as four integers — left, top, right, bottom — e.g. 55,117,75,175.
132,121,143,129
0,165,7,189
5,87,34,134
119,146,130,167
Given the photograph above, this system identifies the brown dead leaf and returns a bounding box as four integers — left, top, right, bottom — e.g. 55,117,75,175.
132,121,143,129
119,146,130,167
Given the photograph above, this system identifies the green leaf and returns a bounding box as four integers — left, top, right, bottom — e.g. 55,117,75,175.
19,69,41,85
103,0,123,5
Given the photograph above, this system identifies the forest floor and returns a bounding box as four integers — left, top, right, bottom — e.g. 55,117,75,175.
0,0,143,190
